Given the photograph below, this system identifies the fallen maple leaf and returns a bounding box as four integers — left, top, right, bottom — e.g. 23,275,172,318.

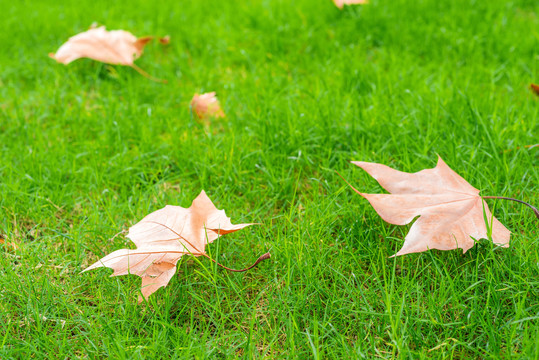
530,83,539,96
333,0,369,9
84,191,269,301
347,157,516,256
190,92,226,120
50,26,165,82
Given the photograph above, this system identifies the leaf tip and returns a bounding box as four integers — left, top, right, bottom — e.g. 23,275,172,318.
435,154,445,165
134,36,154,51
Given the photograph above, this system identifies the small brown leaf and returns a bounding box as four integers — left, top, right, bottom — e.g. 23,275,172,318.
190,92,226,120
348,157,511,256
159,35,171,45
530,83,539,96
84,191,266,302
333,0,369,9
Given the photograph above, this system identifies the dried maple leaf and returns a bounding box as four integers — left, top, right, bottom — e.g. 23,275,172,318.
84,191,269,302
190,92,226,120
50,26,165,82
347,157,514,256
333,0,369,9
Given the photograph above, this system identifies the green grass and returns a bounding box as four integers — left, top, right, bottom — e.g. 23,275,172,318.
1,0,538,358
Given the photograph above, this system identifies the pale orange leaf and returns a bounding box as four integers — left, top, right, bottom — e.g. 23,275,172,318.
349,157,511,256
190,92,226,120
50,26,166,82
50,26,151,66
84,191,259,302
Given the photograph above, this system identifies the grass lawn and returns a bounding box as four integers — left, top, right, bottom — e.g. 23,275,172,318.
1,0,538,358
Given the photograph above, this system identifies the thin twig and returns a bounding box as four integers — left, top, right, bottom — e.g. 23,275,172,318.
483,196,539,220
502,144,538,153
143,221,270,272
335,171,363,195
130,64,167,83
206,252,271,272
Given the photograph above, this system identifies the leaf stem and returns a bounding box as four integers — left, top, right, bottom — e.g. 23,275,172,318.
482,196,539,220
205,252,271,272
130,64,168,83
141,221,270,272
